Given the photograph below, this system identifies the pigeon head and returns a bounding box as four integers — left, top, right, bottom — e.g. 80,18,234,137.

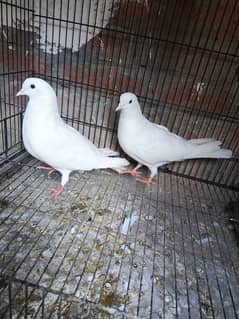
116,92,139,112
16,77,56,100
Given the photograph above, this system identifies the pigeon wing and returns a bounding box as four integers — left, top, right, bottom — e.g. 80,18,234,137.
125,121,190,166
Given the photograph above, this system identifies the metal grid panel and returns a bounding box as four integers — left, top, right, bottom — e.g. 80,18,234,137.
0,0,33,162
0,0,238,187
0,1,239,318
0,156,238,318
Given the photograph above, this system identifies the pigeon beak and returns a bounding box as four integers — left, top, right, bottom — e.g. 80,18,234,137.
16,88,25,96
116,103,125,111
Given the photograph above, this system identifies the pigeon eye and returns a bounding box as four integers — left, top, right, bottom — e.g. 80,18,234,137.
129,100,132,104
30,84,35,89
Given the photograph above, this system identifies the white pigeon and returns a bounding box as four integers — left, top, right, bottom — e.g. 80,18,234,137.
116,92,232,186
16,78,129,197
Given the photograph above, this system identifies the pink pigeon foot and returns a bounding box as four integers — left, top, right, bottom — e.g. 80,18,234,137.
37,166,55,176
136,177,154,187
121,168,141,177
100,149,108,155
50,185,64,198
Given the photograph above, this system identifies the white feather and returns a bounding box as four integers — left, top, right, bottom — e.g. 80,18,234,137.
18,78,129,194
116,92,232,179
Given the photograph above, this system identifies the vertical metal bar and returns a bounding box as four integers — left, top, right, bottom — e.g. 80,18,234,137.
192,4,239,139
149,173,161,318
136,182,154,317
97,0,113,147
107,0,142,149
41,291,45,318
74,0,85,131
136,0,171,117
192,180,227,318
3,118,8,157
117,0,139,92
36,0,42,77
147,1,185,122
54,0,63,98
30,0,34,76
100,0,128,148
9,0,16,151
174,176,191,318
0,2,7,122
172,0,219,177
168,174,179,317
24,283,28,319
20,110,24,150
72,173,123,295
81,0,93,136
181,176,214,318
60,0,71,122
57,295,62,319
162,173,166,318
86,0,101,141
44,0,49,81
6,173,93,316
203,183,239,317
117,184,147,316
8,281,13,319
14,0,21,150
0,1,5,156
66,0,78,127
186,1,239,182
49,0,56,83
212,186,239,284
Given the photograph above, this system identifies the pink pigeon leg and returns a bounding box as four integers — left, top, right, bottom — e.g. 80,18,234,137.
49,170,70,198
37,165,56,176
50,185,64,198
136,177,154,187
99,148,119,156
121,164,142,177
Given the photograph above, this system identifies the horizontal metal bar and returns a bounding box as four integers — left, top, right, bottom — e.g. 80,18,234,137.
158,167,239,191
38,73,239,125
32,14,239,60
0,70,33,77
0,111,24,122
0,1,34,12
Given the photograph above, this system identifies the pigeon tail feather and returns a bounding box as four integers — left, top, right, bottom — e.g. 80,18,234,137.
99,148,119,156
192,149,232,159
100,157,129,169
187,140,232,159
189,138,218,145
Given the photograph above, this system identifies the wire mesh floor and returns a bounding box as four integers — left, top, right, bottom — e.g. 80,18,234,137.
0,154,238,319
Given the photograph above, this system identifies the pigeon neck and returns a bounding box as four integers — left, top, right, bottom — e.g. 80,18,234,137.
28,95,60,119
120,103,143,119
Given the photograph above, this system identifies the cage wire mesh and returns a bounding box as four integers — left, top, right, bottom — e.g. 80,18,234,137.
0,0,239,318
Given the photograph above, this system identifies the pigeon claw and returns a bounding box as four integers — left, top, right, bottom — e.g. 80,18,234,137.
136,177,154,187
120,168,141,177
50,185,64,198
37,166,55,176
